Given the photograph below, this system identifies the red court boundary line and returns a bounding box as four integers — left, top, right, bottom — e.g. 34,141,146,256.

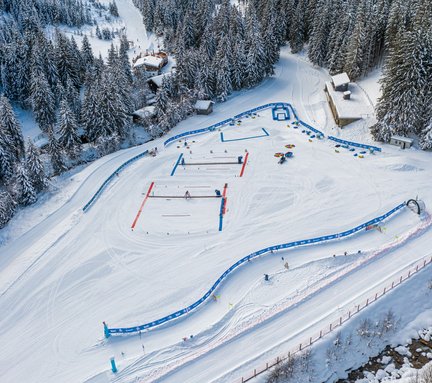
239,152,249,177
222,183,228,215
131,181,155,230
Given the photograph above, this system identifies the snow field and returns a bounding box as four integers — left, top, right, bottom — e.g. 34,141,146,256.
1,49,432,383
92,110,426,380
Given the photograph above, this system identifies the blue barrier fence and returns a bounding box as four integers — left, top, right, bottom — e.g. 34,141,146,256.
328,136,382,152
82,150,148,212
300,121,324,136
105,202,406,336
163,102,329,148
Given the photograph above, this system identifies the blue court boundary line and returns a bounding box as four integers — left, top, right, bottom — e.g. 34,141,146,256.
170,153,184,176
220,128,270,143
105,202,406,336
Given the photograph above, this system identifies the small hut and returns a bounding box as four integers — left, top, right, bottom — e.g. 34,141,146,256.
331,72,350,92
390,135,414,149
194,100,214,115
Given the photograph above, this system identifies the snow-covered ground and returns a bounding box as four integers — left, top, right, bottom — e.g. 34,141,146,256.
1,46,432,383
53,0,158,60
358,68,383,108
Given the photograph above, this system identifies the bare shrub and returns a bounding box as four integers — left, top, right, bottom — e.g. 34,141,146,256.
377,309,399,337
357,318,374,338
266,356,297,383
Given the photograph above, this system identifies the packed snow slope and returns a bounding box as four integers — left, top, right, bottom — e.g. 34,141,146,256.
0,47,432,383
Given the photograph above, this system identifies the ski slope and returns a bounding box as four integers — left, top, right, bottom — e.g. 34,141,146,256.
1,48,432,383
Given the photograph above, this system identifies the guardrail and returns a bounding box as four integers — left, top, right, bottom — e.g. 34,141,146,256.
163,102,325,147
82,150,148,212
300,121,324,136
237,254,432,382
104,203,405,336
84,104,378,212
328,136,382,152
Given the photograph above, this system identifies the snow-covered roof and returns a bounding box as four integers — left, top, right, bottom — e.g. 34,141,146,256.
134,56,164,69
194,100,214,111
133,106,156,119
325,81,374,120
147,73,170,88
331,72,350,88
391,135,414,144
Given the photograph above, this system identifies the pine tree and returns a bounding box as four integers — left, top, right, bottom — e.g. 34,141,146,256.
109,1,119,17
0,95,24,159
344,1,367,80
215,53,232,102
119,34,133,84
96,25,102,39
81,81,99,142
420,117,432,150
65,77,81,119
289,0,306,53
13,161,37,206
55,32,81,88
107,43,118,68
373,26,432,141
57,100,81,158
47,130,67,175
214,35,233,101
0,136,14,182
25,140,47,192
308,0,331,67
154,85,170,117
90,69,131,140
81,35,94,69
0,191,16,229
30,70,56,132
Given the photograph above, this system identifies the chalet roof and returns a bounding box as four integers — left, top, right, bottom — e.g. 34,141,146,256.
331,72,350,88
147,73,170,88
133,106,156,119
391,135,414,144
325,81,373,120
194,100,214,110
134,55,164,69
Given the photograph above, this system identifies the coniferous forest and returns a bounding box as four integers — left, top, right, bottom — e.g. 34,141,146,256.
0,0,431,228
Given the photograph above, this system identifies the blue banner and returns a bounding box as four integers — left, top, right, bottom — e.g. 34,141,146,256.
106,203,405,336
328,136,382,152
83,150,148,212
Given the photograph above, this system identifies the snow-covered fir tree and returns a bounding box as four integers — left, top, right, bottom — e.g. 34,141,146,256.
47,130,67,175
420,117,432,150
29,70,56,132
0,136,14,183
0,190,16,229
109,1,119,17
25,140,48,193
0,96,24,160
57,100,81,159
13,160,37,206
